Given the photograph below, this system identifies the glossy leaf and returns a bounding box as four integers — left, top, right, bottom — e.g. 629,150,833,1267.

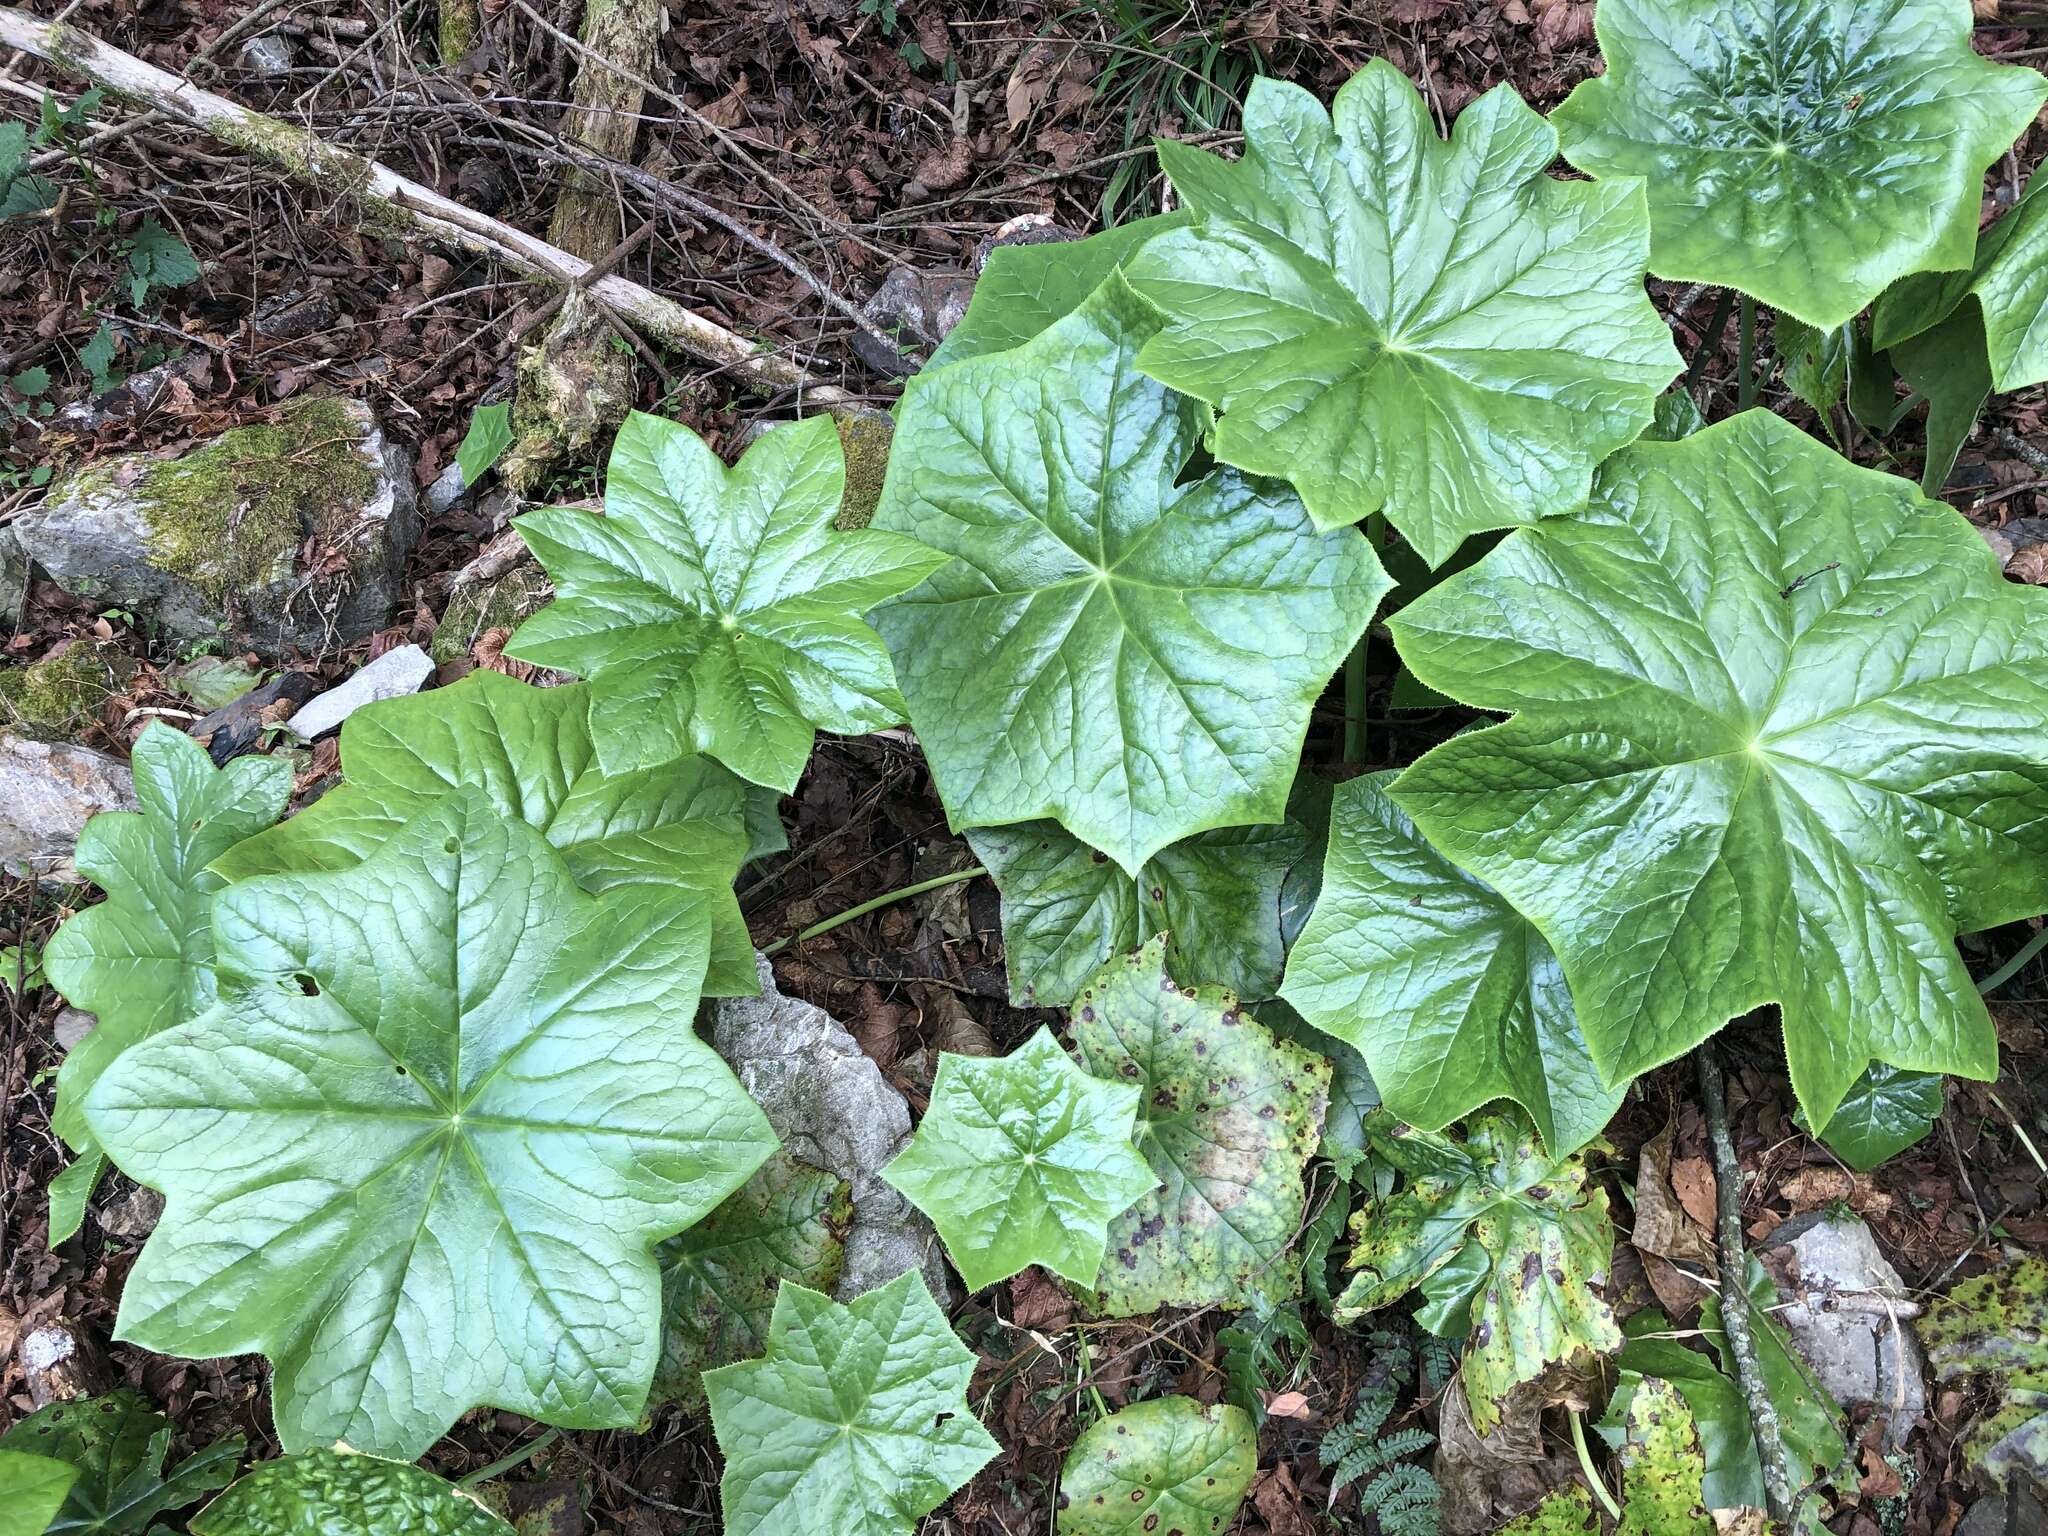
654,1149,851,1413
1602,1310,1765,1512
703,1269,1000,1536
1390,410,2048,1130
967,813,1307,1009
506,411,946,790
0,1390,242,1535
83,791,777,1459
0,1450,75,1536
874,275,1388,875
1124,60,1678,565
1920,1257,2048,1489
1280,771,1624,1156
1069,938,1331,1316
1876,169,2048,393
41,723,290,1241
210,670,760,996
188,1449,513,1536
454,401,513,486
1055,1397,1256,1536
1799,1062,1943,1171
882,1026,1157,1290
1336,1113,1620,1433
1552,0,2048,330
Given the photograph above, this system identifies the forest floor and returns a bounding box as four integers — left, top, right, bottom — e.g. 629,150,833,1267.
4,1,2048,1533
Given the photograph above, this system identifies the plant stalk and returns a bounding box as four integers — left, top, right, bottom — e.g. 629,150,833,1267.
1343,640,1369,765
1737,293,1759,411
457,1427,561,1489
1977,925,2048,995
760,867,986,957
1681,290,1737,392
1569,1410,1623,1522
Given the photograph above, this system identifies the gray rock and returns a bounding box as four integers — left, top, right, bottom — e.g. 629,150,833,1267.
52,1007,94,1053
712,955,949,1304
287,644,434,739
237,32,295,77
1762,1210,1926,1446
424,461,471,517
97,1184,164,1241
0,734,135,884
13,397,419,661
1959,1486,2048,1536
852,265,977,376
0,527,26,631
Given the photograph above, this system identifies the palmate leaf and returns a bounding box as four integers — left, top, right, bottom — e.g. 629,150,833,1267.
83,791,777,1460
210,670,762,996
882,1026,1157,1291
873,276,1388,875
703,1269,1000,1536
1337,1113,1620,1434
1390,410,2048,1131
41,723,291,1242
1280,770,1624,1157
1877,169,2048,393
189,1449,513,1536
0,1390,242,1535
1069,939,1331,1316
506,411,946,791
967,812,1308,1009
1055,1397,1257,1536
1552,0,2048,331
1122,60,1679,566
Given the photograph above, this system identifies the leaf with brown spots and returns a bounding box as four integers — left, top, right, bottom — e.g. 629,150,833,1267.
1054,1396,1256,1536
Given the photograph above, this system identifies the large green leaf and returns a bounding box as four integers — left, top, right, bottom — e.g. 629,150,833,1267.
1069,938,1331,1316
1336,1113,1620,1434
505,411,946,791
1551,0,2047,332
1876,170,2048,393
1798,1061,1943,1171
41,723,290,1241
0,1390,242,1535
1055,1397,1256,1536
873,276,1388,875
967,813,1307,1009
1917,1255,2048,1490
209,670,760,997
82,791,777,1460
189,1449,513,1536
0,1450,75,1536
1279,770,1624,1156
1122,60,1678,566
882,1025,1157,1290
703,1269,1000,1536
1389,409,2048,1131
654,1149,852,1414
1602,1310,1765,1512
924,213,1189,372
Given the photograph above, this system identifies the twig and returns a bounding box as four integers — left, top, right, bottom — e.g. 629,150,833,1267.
1996,426,2048,478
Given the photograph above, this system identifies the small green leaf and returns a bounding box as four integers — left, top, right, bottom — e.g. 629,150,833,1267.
1797,1061,1943,1171
703,1269,999,1536
1055,1397,1256,1536
9,364,49,397
1498,1486,1597,1536
882,1025,1157,1291
1553,0,2048,330
654,1149,851,1414
507,411,945,790
1917,1255,2048,1490
1892,301,1992,495
0,1390,242,1535
454,401,514,485
1336,1113,1620,1434
189,1448,513,1536
1069,939,1331,1316
209,670,761,995
1124,60,1679,564
0,1449,77,1536
1775,317,1848,429
1280,770,1624,1157
85,791,777,1459
874,275,1389,875
124,217,200,299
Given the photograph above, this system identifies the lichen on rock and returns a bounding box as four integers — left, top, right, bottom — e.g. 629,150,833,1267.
501,291,634,493
832,408,892,531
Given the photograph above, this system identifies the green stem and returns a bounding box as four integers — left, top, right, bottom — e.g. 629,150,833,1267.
1343,640,1368,765
1978,925,2048,995
1681,289,1736,391
1737,293,1758,411
457,1427,561,1489
1570,1411,1623,1523
1074,1326,1111,1423
760,867,986,958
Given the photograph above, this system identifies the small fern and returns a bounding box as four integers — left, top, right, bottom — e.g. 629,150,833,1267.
1321,1329,1441,1536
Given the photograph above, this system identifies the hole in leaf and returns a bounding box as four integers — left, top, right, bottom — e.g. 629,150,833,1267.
294,974,319,996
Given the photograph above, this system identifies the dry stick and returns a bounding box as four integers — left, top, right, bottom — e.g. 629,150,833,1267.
0,7,850,404
1996,425,2048,478
1695,1041,1799,1526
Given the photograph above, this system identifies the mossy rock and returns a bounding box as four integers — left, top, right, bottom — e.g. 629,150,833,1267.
16,397,419,662
833,408,892,531
429,564,552,665
0,640,131,742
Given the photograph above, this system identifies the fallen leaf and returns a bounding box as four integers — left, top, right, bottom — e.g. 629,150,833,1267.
1261,1389,1311,1420
1673,1156,1719,1233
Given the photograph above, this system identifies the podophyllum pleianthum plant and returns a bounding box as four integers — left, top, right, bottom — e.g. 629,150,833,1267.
26,4,2048,1531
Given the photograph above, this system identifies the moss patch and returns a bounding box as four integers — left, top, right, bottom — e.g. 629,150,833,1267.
430,565,552,664
0,640,127,741
833,408,893,531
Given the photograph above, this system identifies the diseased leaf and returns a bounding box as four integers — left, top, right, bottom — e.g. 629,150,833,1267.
874,275,1389,875
1612,1377,1714,1535
1389,409,2048,1131
1552,0,2048,330
1602,1309,1765,1512
210,670,760,996
1123,60,1679,565
0,1449,76,1536
924,213,1189,372
967,812,1307,1009
1917,1255,2048,1490
83,791,777,1459
655,1149,852,1414
1498,1486,1596,1536
0,1390,242,1535
1797,1062,1942,1172
1055,1397,1256,1536
506,411,946,790
1069,938,1331,1316
882,1025,1157,1290
1280,770,1624,1157
189,1448,513,1536
703,1269,1000,1536
41,723,291,1242
1336,1113,1620,1434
